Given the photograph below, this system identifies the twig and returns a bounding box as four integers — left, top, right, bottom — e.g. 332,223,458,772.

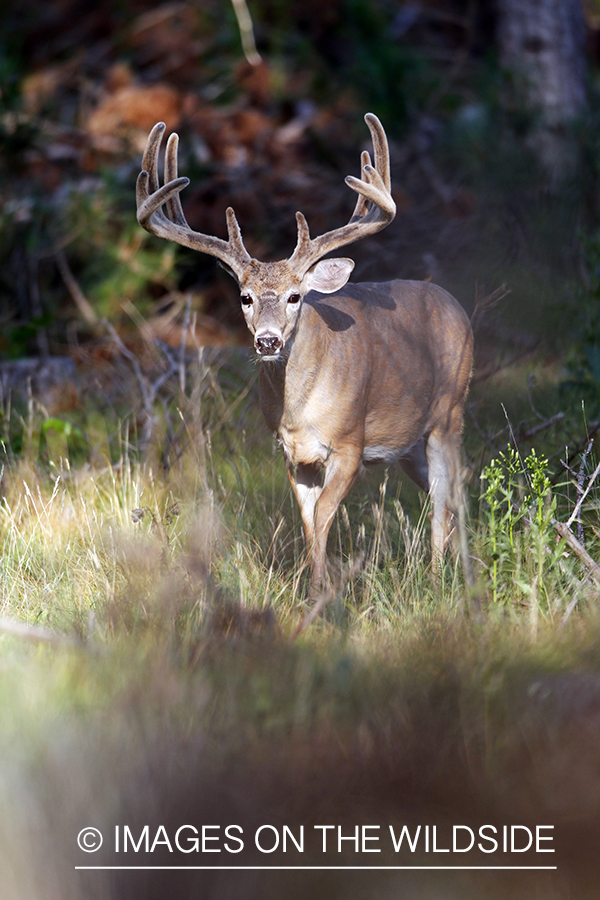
552,420,600,484
503,412,600,586
518,411,565,441
104,320,178,455
576,438,594,532
230,0,261,66
577,438,593,543
470,283,511,332
553,520,600,586
526,373,543,420
560,593,580,627
502,402,524,468
104,320,147,388
292,588,335,637
565,445,600,537
56,250,99,327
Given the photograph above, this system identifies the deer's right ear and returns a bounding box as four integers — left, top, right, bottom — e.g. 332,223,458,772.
303,258,355,294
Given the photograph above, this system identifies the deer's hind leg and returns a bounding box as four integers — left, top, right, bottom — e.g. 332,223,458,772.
425,418,473,586
425,424,463,565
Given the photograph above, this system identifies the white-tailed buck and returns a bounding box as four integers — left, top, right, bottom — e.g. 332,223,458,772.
137,114,473,594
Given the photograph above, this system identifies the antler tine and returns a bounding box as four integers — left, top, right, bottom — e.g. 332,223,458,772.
136,123,251,278
142,121,165,195
294,211,312,254
365,112,391,193
136,123,192,228
345,165,393,215
348,149,372,222
164,132,188,227
225,206,249,256
289,113,396,277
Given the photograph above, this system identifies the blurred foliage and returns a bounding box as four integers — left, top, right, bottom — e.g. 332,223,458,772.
561,229,600,420
2,10,600,892
0,0,509,346
0,0,598,433
64,176,180,318
251,0,442,131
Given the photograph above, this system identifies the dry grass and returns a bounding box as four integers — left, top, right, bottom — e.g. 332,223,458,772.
0,356,599,899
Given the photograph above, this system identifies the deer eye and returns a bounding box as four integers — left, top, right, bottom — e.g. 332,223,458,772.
240,294,253,307
288,293,301,304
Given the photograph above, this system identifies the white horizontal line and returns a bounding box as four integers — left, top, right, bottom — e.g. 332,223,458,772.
75,865,558,871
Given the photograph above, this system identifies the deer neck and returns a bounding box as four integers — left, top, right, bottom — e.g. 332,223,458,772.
257,302,328,435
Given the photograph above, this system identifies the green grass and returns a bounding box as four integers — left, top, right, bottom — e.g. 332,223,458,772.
0,345,597,637
0,354,599,898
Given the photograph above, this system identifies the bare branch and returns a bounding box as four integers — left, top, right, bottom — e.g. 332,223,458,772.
519,411,565,441
230,0,262,66
470,283,511,331
56,250,99,327
565,445,600,536
553,520,600,586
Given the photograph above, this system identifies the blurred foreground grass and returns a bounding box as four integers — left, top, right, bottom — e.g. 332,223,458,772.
0,346,599,898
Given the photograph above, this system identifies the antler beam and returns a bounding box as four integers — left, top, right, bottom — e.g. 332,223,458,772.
136,122,251,278
289,113,396,277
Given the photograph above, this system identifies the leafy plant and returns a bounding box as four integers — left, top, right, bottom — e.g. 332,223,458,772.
480,445,564,613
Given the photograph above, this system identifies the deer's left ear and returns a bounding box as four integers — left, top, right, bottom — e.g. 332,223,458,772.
303,258,355,294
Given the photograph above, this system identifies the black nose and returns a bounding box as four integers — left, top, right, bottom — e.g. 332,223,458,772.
255,334,283,356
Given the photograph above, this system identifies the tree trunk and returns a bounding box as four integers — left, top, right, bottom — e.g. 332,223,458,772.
496,0,587,181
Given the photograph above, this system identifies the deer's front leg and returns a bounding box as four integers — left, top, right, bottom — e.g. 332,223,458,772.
310,445,362,591
286,461,323,570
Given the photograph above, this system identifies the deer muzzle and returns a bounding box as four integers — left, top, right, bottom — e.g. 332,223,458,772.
255,333,284,358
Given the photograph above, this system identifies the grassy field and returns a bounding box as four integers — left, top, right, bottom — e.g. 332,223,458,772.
3,0,600,894
0,340,599,899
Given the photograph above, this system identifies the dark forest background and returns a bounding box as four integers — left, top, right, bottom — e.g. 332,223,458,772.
4,9,600,900
2,0,599,384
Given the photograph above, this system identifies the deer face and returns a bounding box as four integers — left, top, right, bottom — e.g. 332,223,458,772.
137,114,394,359
238,258,355,360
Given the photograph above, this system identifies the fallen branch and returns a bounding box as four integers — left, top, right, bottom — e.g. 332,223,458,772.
0,615,77,646
553,520,600,587
509,497,600,588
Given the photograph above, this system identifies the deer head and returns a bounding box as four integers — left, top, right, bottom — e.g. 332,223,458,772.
136,114,396,360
